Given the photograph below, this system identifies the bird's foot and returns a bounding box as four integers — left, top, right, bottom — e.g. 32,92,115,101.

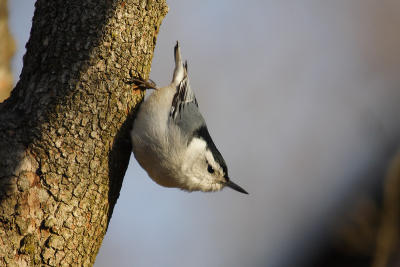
126,77,158,90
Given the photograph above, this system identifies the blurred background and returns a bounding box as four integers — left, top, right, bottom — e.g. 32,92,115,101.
6,1,400,266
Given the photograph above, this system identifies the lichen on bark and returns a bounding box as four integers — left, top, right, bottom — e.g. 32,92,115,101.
0,0,168,266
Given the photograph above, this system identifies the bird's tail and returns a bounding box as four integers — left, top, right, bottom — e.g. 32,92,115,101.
172,41,185,85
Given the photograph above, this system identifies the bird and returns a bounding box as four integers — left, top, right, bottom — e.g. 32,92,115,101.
130,41,248,194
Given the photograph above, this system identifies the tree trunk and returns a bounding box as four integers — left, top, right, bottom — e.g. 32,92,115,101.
0,0,168,266
0,0,16,102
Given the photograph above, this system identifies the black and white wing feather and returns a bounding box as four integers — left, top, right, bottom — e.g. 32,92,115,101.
169,42,228,175
169,62,204,138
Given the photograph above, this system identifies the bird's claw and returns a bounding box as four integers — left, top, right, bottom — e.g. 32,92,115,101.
126,77,158,90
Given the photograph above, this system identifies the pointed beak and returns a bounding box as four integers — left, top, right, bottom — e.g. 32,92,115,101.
225,179,248,194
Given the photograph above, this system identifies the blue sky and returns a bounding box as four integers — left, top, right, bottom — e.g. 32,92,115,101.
8,1,400,266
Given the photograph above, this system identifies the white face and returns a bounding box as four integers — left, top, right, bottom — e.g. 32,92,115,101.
181,137,227,192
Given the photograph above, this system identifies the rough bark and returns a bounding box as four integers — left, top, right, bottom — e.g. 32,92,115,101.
0,0,16,102
0,0,168,266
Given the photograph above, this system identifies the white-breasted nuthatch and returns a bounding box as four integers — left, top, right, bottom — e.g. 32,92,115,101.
130,42,248,194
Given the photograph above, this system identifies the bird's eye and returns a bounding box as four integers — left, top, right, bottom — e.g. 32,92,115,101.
207,164,214,174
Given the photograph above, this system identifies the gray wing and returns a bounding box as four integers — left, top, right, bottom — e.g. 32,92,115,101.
168,45,228,174
169,65,228,174
169,73,205,137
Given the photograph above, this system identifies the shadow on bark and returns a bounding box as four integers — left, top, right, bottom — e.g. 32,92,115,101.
0,0,159,228
107,102,143,224
0,0,114,203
